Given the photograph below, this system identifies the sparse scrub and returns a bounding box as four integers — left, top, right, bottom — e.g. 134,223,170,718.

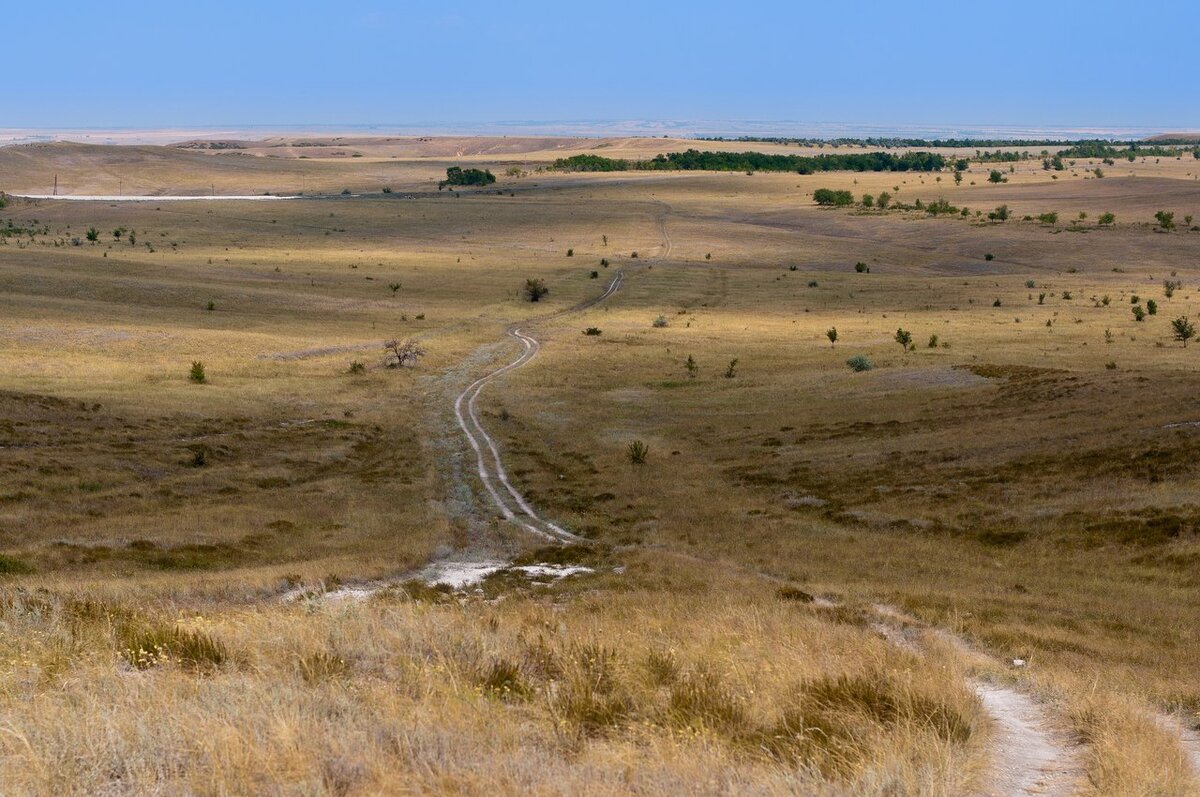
627,440,649,464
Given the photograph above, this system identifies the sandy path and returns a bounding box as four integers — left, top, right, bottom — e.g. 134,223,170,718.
869,610,1084,796
972,681,1083,797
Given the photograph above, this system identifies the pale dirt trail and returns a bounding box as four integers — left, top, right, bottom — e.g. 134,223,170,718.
452,269,625,543
972,682,1084,797
450,198,667,544
871,609,1085,796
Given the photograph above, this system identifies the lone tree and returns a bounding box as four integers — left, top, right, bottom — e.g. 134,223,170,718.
826,327,838,347
384,338,427,368
523,278,549,302
1156,210,1176,230
86,227,100,243
1171,316,1196,347
895,328,913,351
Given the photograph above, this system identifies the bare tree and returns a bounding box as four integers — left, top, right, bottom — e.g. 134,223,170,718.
384,338,427,368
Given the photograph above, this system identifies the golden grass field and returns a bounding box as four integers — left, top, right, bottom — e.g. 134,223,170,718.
2,136,1199,795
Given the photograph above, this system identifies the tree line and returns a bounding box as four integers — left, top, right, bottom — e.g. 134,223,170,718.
553,149,945,174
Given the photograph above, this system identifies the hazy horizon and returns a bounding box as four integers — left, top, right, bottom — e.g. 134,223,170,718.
1,119,1191,148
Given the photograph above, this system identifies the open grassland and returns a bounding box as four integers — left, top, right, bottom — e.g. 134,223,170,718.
2,139,1199,794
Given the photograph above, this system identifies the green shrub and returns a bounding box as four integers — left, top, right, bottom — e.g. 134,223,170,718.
813,188,854,207
846,355,873,372
583,327,602,336
189,361,206,383
627,440,649,465
652,315,669,328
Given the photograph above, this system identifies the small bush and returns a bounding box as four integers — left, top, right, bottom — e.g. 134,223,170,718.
627,440,649,465
582,327,602,336
846,355,873,372
348,361,366,374
589,270,599,279
723,358,739,379
566,248,574,257
189,361,206,383
523,278,549,302
854,262,869,273
652,315,669,328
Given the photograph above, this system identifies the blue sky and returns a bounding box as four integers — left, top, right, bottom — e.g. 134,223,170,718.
13,0,1197,132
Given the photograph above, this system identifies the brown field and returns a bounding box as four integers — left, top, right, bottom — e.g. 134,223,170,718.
2,137,1199,795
